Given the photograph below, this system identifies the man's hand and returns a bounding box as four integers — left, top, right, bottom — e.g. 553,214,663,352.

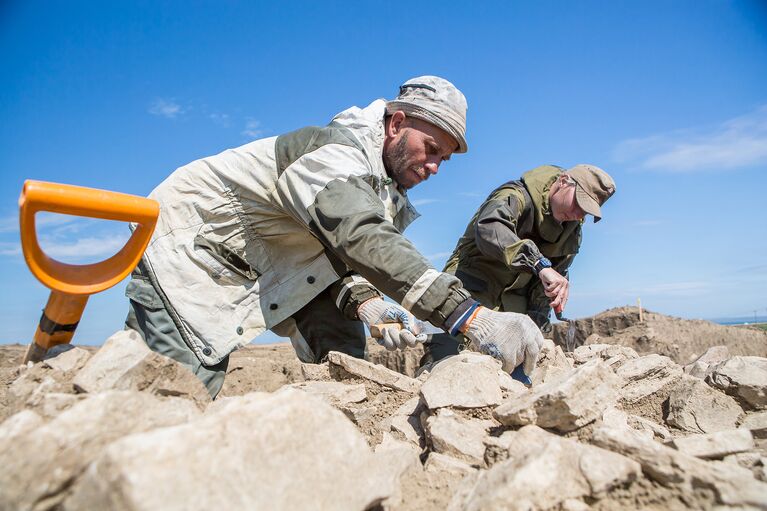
357,298,426,351
539,267,569,312
461,307,544,374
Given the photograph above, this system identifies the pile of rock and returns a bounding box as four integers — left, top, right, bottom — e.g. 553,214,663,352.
1,332,766,510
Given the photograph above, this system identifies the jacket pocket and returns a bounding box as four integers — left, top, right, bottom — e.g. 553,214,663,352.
194,232,262,283
125,278,165,310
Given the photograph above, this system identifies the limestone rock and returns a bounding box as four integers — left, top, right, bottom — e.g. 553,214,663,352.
328,351,420,393
684,345,729,378
592,424,767,508
669,429,755,459
7,346,91,406
424,408,494,465
0,391,200,511
73,330,211,409
599,407,670,441
665,375,742,433
495,360,621,432
572,343,638,367
383,396,425,447
289,380,366,406
42,345,92,373
617,354,682,404
420,352,502,409
374,433,422,509
497,369,528,394
706,356,767,410
300,362,330,381
449,425,640,511
24,391,87,420
741,411,767,438
0,409,44,442
532,338,573,386
424,452,476,476
64,389,396,511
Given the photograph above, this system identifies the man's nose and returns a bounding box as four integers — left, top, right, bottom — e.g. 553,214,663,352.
425,160,440,175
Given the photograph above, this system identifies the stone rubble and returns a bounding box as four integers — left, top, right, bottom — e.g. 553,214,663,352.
494,359,621,432
668,428,755,459
2,323,766,511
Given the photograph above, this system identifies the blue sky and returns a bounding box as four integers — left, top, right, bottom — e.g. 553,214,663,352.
1,1,766,345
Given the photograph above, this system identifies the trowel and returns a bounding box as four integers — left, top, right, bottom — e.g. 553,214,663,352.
554,304,577,353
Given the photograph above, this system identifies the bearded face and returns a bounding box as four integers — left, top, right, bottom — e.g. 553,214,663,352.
383,131,426,190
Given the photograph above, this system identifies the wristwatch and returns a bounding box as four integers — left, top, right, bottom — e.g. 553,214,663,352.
533,257,552,275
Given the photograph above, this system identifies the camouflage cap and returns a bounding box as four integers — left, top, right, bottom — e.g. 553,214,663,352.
567,164,616,223
386,75,468,153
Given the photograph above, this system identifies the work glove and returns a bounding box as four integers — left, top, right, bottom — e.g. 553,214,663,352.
357,298,427,351
460,306,544,375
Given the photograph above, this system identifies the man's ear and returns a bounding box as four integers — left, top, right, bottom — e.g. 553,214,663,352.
386,111,407,138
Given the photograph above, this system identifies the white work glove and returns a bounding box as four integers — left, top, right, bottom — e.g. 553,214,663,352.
462,307,544,375
357,298,427,351
539,267,569,312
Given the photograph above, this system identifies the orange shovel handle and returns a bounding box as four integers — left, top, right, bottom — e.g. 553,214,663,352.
19,180,159,295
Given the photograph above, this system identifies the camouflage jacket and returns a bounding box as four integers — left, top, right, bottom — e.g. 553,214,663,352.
443,165,582,329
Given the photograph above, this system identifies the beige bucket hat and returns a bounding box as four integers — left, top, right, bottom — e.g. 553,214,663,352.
386,75,468,153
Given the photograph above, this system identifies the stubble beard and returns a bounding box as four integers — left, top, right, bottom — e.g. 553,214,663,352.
383,132,424,189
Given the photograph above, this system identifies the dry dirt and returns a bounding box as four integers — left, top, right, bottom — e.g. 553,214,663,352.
552,306,767,364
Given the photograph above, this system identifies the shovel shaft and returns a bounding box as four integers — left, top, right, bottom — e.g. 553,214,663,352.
23,291,89,363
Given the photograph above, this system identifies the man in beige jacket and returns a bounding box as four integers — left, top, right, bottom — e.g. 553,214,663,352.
126,76,543,396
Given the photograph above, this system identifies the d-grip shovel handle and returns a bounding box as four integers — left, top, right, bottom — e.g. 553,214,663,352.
19,180,158,362
19,180,159,295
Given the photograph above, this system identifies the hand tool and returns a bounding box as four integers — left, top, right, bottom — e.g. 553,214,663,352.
554,304,576,353
19,180,159,363
370,321,533,385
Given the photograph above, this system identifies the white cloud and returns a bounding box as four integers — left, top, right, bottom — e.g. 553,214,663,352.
242,119,263,138
149,98,184,119
425,251,452,262
39,234,129,260
613,105,767,172
0,242,20,256
209,112,231,127
632,219,664,227
411,198,440,207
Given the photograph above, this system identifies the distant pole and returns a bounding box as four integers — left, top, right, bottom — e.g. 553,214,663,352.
638,298,643,322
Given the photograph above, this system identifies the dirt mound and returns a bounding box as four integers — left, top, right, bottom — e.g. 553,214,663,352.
552,306,767,364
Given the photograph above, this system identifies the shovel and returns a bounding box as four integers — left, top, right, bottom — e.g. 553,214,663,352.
19,180,159,363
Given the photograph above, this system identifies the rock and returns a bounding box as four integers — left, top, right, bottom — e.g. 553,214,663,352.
289,381,366,406
366,338,424,377
627,414,672,441
7,346,91,406
494,360,621,432
617,354,683,404
669,429,755,459
24,391,87,419
43,345,92,373
0,409,44,441
300,362,330,381
419,352,502,409
497,370,528,394
328,351,420,393
741,411,767,438
424,408,494,466
374,433,422,509
592,424,767,508
449,425,640,511
684,345,729,378
706,356,767,410
599,407,671,441
532,338,573,386
64,389,396,511
384,396,425,446
73,330,211,409
0,391,200,511
665,375,742,433
572,343,638,367
424,452,476,476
